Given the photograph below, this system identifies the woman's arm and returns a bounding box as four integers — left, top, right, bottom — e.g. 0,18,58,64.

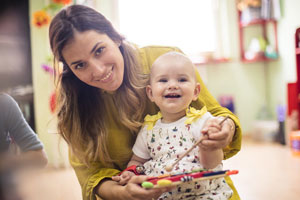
70,152,168,200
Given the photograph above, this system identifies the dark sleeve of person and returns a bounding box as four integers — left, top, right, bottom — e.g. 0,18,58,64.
1,94,43,152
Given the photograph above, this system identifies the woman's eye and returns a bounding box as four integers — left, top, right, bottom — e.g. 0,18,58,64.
75,63,85,70
95,47,104,56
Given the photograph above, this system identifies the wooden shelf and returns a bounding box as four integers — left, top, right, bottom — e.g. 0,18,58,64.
241,57,278,63
240,19,277,27
237,8,278,63
193,58,231,65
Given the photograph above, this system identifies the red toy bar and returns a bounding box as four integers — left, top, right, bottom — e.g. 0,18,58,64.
141,169,239,189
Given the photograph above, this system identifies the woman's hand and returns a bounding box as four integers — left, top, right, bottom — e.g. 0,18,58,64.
97,175,172,200
199,117,235,151
121,175,170,200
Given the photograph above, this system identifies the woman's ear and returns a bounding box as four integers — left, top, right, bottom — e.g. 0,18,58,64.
192,83,201,101
146,85,154,102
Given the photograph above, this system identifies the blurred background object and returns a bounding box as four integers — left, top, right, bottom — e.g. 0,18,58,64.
0,0,35,130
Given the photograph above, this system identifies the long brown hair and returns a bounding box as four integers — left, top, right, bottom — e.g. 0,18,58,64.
49,5,147,166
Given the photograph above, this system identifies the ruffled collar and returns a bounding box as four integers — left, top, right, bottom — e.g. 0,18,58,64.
143,106,207,130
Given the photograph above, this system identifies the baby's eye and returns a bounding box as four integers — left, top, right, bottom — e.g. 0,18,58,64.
179,78,187,82
95,47,104,56
158,78,167,82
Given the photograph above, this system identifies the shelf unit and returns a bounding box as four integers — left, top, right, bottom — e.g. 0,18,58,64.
288,28,300,128
295,28,300,128
237,10,278,63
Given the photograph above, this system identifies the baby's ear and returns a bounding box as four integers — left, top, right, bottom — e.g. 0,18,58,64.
193,83,201,101
146,85,155,102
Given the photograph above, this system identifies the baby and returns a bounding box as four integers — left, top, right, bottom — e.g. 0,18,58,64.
114,52,233,200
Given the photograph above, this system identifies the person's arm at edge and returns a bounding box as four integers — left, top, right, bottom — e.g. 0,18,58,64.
2,94,48,167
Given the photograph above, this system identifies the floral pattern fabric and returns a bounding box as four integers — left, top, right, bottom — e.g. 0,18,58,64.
133,110,233,200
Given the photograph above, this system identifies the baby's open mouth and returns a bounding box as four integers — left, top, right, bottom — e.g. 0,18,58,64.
165,94,181,98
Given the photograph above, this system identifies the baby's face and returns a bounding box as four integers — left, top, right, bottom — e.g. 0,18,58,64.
147,55,200,122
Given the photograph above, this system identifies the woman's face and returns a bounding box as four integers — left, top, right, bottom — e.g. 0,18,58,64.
61,30,124,91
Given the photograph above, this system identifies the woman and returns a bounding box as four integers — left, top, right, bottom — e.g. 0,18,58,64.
49,4,242,200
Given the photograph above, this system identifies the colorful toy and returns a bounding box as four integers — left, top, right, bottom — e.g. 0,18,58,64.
141,169,238,189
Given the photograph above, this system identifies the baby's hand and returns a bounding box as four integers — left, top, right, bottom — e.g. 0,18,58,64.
198,118,222,151
112,171,136,185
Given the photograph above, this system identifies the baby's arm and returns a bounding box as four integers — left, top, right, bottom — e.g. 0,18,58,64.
112,154,148,185
127,154,148,167
198,118,224,169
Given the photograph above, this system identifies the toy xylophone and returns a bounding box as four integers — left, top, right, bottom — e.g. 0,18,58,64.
141,169,238,189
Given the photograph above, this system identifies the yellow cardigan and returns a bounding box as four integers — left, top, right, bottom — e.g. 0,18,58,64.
69,45,242,200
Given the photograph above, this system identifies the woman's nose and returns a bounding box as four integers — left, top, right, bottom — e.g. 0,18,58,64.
90,61,105,78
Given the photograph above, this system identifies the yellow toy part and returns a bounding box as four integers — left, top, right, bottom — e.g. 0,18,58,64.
157,180,172,187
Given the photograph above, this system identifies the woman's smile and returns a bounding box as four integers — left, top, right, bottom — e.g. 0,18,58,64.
96,66,113,83
100,67,112,82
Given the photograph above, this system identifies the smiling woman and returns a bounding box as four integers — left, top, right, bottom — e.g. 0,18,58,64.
61,31,124,91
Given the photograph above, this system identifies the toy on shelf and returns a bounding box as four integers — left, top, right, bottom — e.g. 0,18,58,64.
141,169,239,189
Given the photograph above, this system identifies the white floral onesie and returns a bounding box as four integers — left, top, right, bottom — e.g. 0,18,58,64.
132,107,233,200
